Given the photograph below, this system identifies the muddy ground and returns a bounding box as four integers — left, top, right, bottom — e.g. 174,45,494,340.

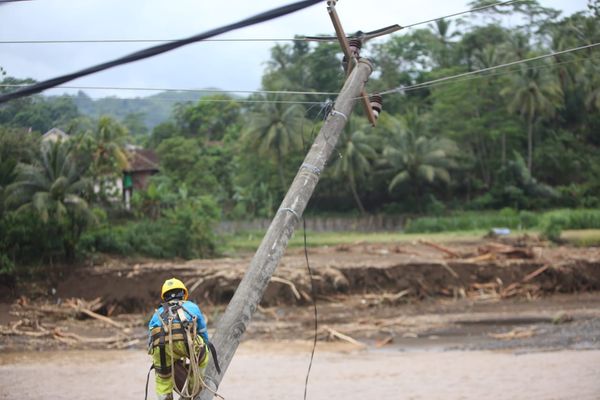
1,237,600,399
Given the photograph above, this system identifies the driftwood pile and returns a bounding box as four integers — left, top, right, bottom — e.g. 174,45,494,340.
418,239,550,301
0,297,145,348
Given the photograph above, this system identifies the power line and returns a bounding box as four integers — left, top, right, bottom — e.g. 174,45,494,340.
403,0,524,29
0,0,525,45
401,54,597,93
0,38,304,44
0,0,322,104
0,83,339,97
2,44,593,102
408,54,597,92
378,42,600,96
1,51,589,101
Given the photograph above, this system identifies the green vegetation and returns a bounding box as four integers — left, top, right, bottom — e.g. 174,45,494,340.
0,2,599,279
225,229,491,252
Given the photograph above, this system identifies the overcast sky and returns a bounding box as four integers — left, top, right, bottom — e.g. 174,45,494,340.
0,0,589,100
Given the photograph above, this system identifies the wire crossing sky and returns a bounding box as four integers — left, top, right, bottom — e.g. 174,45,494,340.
0,0,322,104
0,0,587,100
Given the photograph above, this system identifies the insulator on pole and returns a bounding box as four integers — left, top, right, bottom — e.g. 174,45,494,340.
342,38,363,72
369,94,383,120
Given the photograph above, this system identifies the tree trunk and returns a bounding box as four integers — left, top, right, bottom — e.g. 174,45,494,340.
502,132,506,167
349,175,366,215
277,151,286,194
527,113,534,173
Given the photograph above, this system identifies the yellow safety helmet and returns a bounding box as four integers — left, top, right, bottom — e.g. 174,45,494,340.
161,277,188,301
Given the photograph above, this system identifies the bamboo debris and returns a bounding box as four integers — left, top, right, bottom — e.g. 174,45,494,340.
0,318,143,348
270,276,302,300
1,296,143,348
322,327,366,347
418,240,461,258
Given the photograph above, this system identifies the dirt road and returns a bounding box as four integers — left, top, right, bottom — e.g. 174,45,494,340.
1,343,598,400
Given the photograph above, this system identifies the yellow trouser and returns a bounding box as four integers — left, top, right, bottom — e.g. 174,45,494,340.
151,336,209,397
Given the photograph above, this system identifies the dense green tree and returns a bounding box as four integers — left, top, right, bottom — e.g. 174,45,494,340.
243,97,305,192
380,112,458,205
501,64,563,172
5,141,93,261
330,117,378,214
172,95,241,141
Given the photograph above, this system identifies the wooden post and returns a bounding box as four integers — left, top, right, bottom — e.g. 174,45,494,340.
197,58,373,399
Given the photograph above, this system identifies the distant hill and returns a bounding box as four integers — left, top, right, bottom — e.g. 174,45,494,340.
67,90,224,130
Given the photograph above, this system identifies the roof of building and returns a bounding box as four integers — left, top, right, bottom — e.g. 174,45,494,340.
126,149,159,172
42,128,69,142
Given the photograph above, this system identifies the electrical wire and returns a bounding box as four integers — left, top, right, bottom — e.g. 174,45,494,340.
0,83,339,97
0,38,305,44
298,102,330,400
0,0,322,104
302,218,318,400
0,0,525,44
2,45,594,106
377,42,600,96
403,0,524,29
400,53,598,93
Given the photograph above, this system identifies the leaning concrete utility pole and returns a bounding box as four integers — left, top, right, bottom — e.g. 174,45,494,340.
198,58,374,399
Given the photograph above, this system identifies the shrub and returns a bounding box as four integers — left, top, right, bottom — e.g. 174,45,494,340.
79,196,220,259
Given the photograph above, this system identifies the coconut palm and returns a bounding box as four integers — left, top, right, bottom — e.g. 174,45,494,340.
501,64,563,172
5,140,93,261
380,112,458,197
244,96,305,192
330,117,378,214
75,116,129,202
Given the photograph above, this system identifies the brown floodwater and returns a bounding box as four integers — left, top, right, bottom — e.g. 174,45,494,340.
1,341,599,400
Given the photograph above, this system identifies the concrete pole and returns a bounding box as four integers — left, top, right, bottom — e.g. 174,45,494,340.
198,58,373,400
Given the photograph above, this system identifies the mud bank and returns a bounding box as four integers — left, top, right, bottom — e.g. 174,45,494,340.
1,345,599,400
39,241,600,311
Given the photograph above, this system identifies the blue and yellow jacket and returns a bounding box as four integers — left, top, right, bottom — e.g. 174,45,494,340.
148,300,209,344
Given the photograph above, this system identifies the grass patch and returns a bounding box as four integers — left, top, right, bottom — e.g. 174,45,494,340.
561,230,600,247
225,230,492,253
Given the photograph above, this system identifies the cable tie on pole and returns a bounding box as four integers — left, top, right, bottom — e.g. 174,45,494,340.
278,207,301,221
330,110,348,121
301,163,322,176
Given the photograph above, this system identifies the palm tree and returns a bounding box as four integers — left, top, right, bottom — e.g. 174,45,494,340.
429,19,457,68
501,64,563,172
330,117,378,214
244,96,304,192
5,140,93,261
76,116,129,202
90,116,129,172
380,112,458,199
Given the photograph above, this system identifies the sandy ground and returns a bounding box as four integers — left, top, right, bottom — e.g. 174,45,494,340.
1,343,599,400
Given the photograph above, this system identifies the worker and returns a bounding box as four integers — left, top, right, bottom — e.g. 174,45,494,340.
148,277,210,400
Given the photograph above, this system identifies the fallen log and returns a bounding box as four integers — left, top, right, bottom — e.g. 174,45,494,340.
419,240,460,258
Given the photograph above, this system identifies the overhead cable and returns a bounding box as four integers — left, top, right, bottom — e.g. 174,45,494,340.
378,42,600,96
403,0,525,29
403,54,598,92
0,0,525,45
0,84,339,97
0,0,321,104
0,38,304,44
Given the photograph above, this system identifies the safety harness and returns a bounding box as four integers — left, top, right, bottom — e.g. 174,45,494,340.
149,301,221,399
